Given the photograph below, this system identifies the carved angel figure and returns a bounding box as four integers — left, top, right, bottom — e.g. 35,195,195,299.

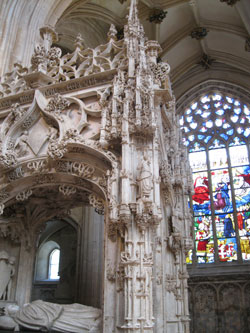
14,131,29,156
0,300,102,332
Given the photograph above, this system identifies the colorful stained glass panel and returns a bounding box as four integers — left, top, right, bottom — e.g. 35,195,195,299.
240,237,250,260
218,238,237,262
232,166,250,188
192,172,211,215
215,214,235,238
196,239,214,263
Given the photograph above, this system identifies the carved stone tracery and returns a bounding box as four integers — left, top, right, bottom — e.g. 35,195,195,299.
0,1,193,332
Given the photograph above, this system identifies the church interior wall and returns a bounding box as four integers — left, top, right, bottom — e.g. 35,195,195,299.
0,0,249,332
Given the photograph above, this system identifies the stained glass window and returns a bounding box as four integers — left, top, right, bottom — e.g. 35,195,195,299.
180,92,250,264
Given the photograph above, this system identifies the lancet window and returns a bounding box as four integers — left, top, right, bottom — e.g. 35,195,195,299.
48,248,60,280
180,91,250,264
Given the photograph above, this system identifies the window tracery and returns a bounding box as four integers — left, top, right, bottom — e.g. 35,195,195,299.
180,92,250,264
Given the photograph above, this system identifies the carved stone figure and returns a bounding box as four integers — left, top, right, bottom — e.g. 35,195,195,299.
137,152,152,199
47,126,58,140
14,131,29,156
0,251,15,300
0,300,101,332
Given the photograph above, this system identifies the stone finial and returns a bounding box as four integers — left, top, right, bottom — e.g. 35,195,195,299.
108,24,118,41
74,33,84,50
190,27,209,40
148,9,168,24
39,26,58,51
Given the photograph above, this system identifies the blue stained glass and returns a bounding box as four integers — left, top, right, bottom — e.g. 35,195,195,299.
191,102,198,110
200,126,208,133
244,128,250,137
198,135,205,140
185,108,192,115
223,123,230,129
214,102,222,108
215,109,224,116
244,105,250,115
195,109,202,115
234,108,241,114
229,137,245,146
187,116,193,123
209,139,225,149
183,139,189,146
226,129,234,135
204,136,212,143
201,96,210,103
179,117,184,126
231,115,239,123
215,119,223,127
189,135,195,141
226,97,234,103
220,133,228,140
224,104,231,110
183,127,190,133
201,111,210,118
190,122,197,129
189,142,206,152
240,117,246,124
203,104,210,110
215,214,235,238
234,100,240,106
246,116,250,123
206,120,213,128
237,127,244,134
212,94,222,101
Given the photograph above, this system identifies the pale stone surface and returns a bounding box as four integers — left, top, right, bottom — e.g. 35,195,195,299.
0,0,194,332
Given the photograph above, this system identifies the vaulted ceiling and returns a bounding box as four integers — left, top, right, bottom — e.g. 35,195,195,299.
0,0,249,98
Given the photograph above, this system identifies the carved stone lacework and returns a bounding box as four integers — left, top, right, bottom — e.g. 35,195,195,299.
88,193,105,215
16,189,32,201
0,1,193,331
44,94,70,122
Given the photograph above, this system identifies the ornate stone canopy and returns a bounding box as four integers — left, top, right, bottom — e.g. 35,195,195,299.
0,1,193,332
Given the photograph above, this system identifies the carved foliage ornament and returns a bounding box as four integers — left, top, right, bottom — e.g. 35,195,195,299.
190,27,209,40
44,94,70,122
148,9,168,24
88,193,105,215
220,0,240,5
